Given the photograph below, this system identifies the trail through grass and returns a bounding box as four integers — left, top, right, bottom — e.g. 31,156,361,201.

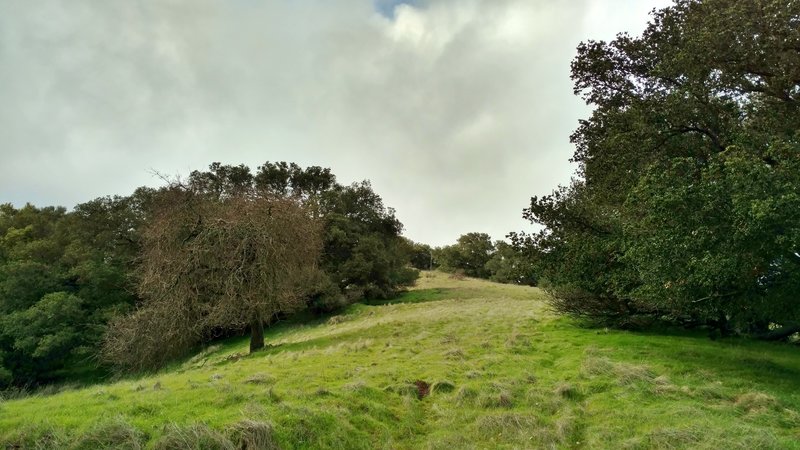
1,272,799,449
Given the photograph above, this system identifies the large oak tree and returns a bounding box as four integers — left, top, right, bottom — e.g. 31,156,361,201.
518,0,800,337
103,185,322,371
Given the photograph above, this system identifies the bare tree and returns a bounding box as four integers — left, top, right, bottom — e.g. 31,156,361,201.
103,185,322,371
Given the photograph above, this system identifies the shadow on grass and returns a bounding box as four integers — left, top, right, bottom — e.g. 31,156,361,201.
363,288,455,306
547,318,800,397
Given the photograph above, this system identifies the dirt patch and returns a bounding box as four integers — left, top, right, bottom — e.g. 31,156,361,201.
414,380,431,399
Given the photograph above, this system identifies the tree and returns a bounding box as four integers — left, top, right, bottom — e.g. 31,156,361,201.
103,186,322,371
407,240,436,271
0,200,142,386
435,233,495,279
485,241,537,286
188,162,418,310
318,181,418,303
520,0,800,336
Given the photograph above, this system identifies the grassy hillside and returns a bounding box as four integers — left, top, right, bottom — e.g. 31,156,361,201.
1,272,799,449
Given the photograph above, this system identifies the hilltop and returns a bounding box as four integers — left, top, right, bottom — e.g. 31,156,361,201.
1,272,799,449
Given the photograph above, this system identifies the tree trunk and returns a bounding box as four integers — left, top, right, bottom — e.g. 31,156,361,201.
249,319,265,353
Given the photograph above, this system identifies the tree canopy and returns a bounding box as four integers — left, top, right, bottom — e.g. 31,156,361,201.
0,195,147,386
1,162,418,383
432,233,536,285
102,186,322,371
517,0,800,337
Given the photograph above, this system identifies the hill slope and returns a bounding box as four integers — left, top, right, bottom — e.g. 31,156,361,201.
1,272,799,449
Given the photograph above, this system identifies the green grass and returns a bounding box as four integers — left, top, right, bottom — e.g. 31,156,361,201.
2,271,799,449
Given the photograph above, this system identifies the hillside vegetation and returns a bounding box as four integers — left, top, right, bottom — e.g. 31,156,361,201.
2,272,799,449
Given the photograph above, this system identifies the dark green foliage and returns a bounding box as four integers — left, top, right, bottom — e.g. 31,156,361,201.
433,233,535,285
407,240,436,271
187,162,418,310
0,200,142,386
485,241,537,286
435,233,494,279
519,0,800,336
318,180,417,301
1,161,415,383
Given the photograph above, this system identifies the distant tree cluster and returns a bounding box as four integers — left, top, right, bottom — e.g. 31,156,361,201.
515,0,800,339
1,162,419,385
103,162,418,371
417,233,536,286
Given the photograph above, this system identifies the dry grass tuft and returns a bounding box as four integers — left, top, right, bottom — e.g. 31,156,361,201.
646,427,702,448
735,392,778,413
651,375,679,396
384,383,418,398
505,330,531,350
431,380,456,395
448,270,466,280
478,390,513,409
455,386,478,404
440,334,458,345
313,386,331,397
614,363,655,386
72,418,145,450
476,413,538,434
227,420,280,450
465,370,482,379
580,356,615,377
474,413,561,447
554,408,580,444
242,402,267,417
244,373,276,385
2,426,69,450
443,348,465,359
581,355,657,387
346,340,372,352
327,315,348,325
154,424,234,450
554,383,581,400
523,372,538,384
693,383,731,400
343,380,367,392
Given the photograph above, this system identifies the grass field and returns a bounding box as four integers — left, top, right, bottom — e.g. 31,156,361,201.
1,271,799,449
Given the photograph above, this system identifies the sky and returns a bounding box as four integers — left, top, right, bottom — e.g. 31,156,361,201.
0,0,672,246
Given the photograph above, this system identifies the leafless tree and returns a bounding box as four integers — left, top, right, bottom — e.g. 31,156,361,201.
103,185,322,371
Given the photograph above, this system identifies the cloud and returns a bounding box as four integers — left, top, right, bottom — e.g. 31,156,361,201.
0,0,671,245
374,0,421,18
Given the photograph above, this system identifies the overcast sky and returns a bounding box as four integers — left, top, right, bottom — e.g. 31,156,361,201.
0,0,671,246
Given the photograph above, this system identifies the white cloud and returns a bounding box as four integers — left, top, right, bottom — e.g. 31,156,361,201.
0,0,671,245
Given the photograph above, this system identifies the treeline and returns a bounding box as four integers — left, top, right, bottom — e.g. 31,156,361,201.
407,233,536,286
0,162,418,387
513,0,800,339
